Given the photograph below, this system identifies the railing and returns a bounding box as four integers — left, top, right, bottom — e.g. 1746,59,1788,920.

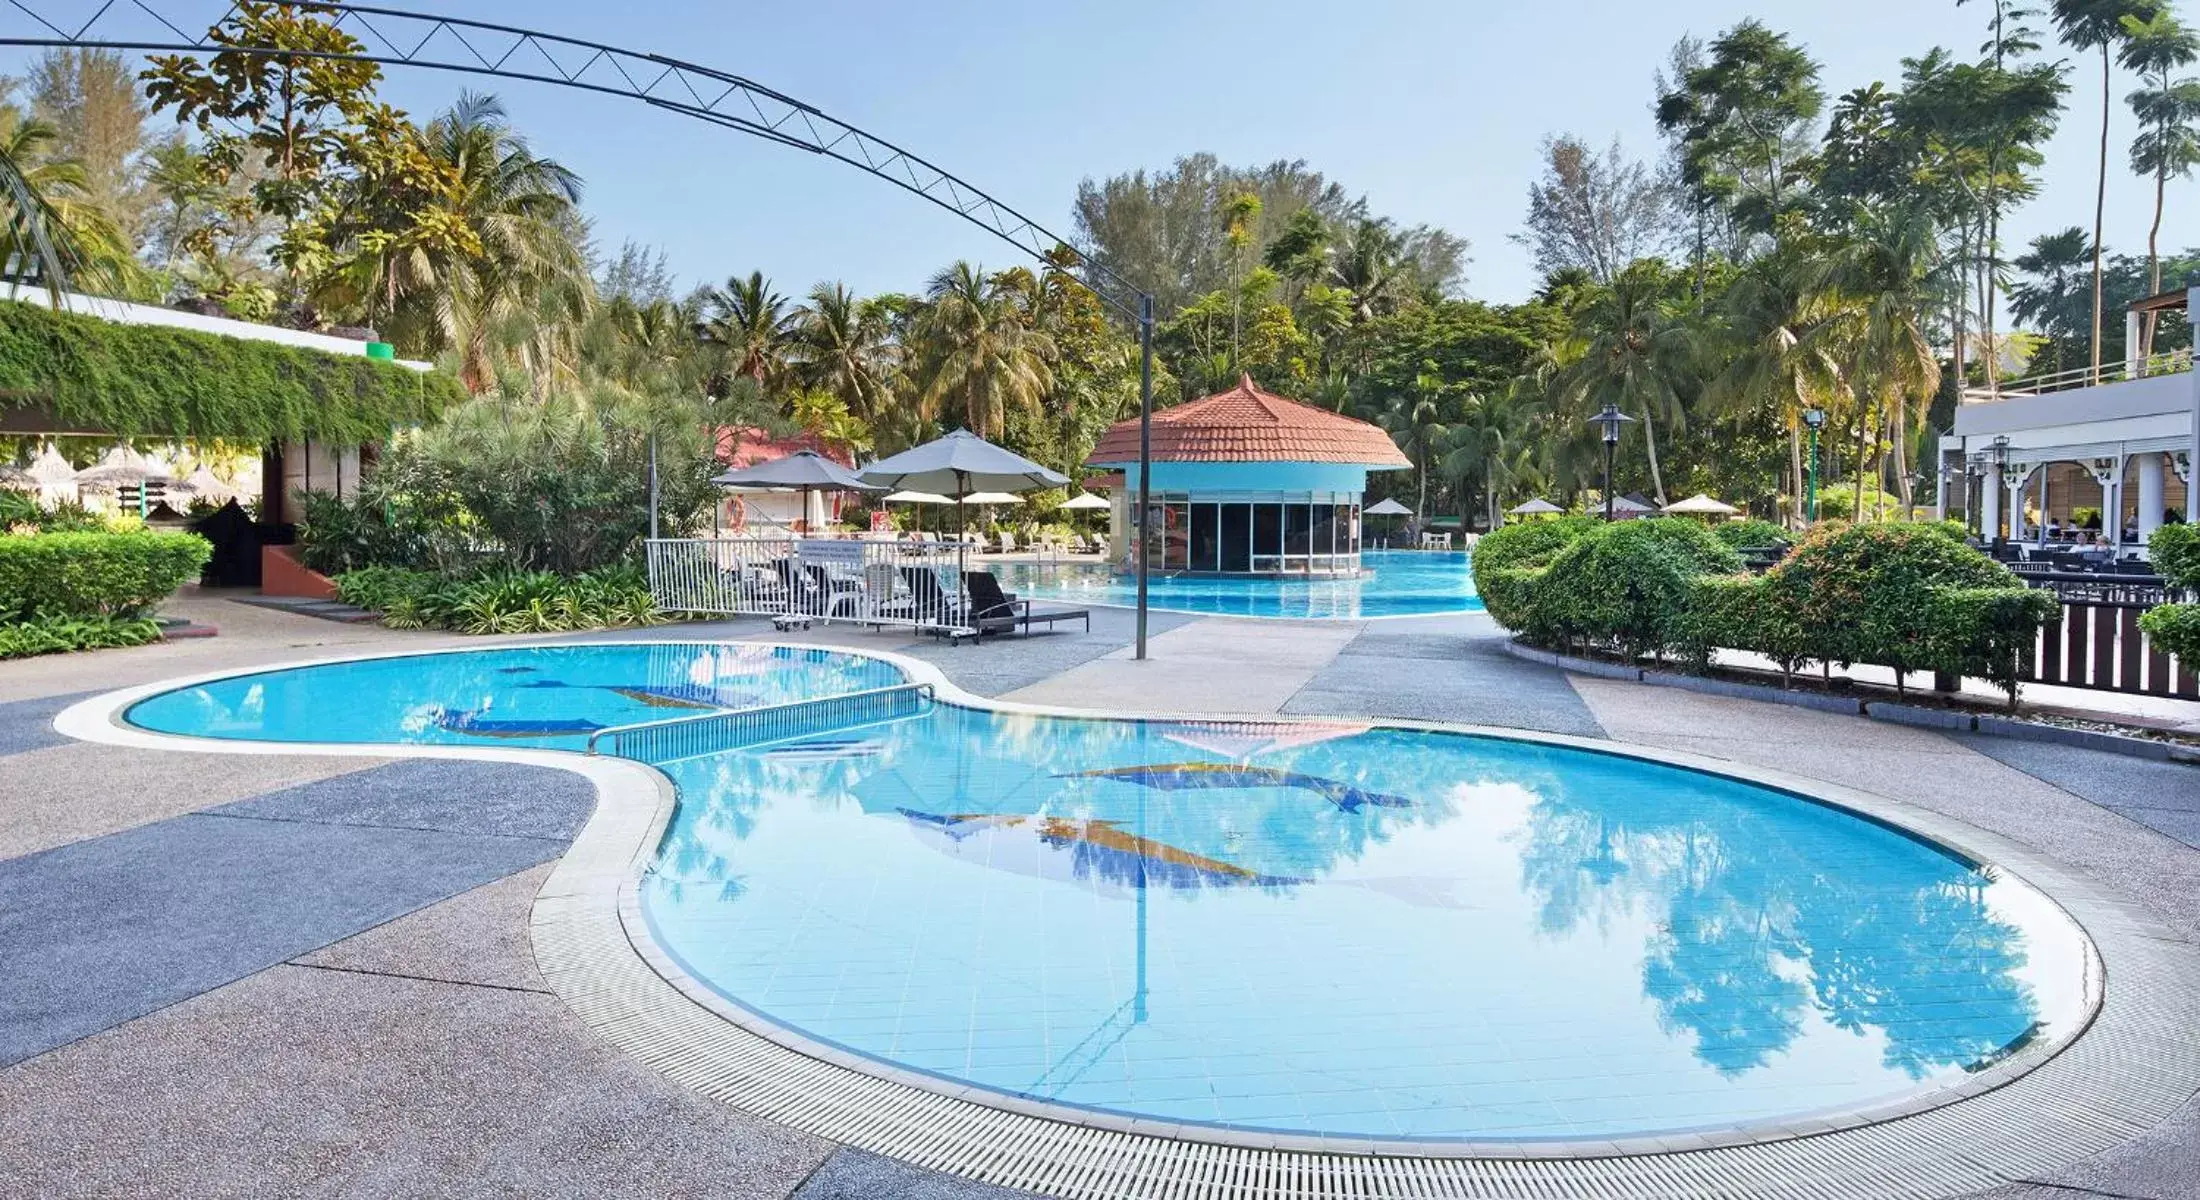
586,682,936,763
647,536,974,635
1961,347,2192,403
2029,599,2197,698
2007,566,2181,607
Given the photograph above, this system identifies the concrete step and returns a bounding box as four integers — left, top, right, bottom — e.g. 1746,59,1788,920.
227,596,381,624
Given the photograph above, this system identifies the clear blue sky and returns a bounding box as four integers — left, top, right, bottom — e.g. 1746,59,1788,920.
15,0,2193,303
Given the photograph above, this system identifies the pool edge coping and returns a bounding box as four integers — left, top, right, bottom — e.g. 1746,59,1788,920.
52,637,2200,1199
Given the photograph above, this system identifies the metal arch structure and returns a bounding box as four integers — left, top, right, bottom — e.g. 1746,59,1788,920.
0,0,1162,658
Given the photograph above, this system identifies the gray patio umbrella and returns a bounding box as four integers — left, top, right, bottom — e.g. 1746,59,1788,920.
1508,498,1564,516
712,450,879,534
1364,497,1412,516
859,429,1068,537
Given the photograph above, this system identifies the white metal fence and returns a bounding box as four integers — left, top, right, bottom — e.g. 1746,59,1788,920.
647,536,974,634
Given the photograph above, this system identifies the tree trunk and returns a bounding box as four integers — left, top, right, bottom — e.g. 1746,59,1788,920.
2090,45,2110,383
1853,411,1869,523
1789,424,1805,527
2145,158,2167,361
1642,411,1667,507
1892,393,1912,512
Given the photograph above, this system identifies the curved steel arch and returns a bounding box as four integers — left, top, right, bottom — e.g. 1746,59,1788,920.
0,0,1165,656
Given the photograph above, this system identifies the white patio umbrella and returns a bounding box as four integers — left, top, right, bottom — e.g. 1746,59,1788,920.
1508,498,1564,516
1057,492,1111,511
19,444,78,507
959,491,1024,506
74,445,174,491
882,489,953,533
1364,497,1412,516
175,465,239,507
860,429,1068,538
1662,493,1740,516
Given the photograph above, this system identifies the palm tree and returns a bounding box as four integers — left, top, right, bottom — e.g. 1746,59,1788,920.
1551,267,1699,506
2121,5,2200,357
1439,384,1536,531
701,270,800,394
322,92,589,393
911,262,1056,439
792,282,893,423
1707,256,1845,524
1329,218,1411,323
2053,0,2156,381
1810,209,1944,514
2010,226,2096,374
0,112,134,302
1380,364,1449,526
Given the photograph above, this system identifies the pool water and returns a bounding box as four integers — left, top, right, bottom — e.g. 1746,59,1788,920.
992,549,1481,619
126,643,2091,1143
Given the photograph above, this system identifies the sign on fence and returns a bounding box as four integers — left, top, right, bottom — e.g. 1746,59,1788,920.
798,538,866,568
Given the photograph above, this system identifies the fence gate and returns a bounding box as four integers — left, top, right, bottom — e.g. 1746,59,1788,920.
2030,599,2198,698
647,537,976,636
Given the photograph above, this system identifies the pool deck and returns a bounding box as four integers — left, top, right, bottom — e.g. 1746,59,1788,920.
2,590,2198,1198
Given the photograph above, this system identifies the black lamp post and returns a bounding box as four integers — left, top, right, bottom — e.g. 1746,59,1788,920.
1589,403,1634,521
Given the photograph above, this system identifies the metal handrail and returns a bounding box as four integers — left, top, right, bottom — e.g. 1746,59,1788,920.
585,682,935,758
1962,348,2194,402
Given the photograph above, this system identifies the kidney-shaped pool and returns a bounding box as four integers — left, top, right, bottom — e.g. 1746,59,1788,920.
126,642,2096,1144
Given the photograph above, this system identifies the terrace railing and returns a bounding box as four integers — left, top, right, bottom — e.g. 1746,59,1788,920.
586,682,936,764
647,536,975,636
2028,598,2197,698
1961,348,2193,404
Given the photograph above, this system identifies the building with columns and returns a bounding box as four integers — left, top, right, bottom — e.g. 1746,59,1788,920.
1937,287,2199,555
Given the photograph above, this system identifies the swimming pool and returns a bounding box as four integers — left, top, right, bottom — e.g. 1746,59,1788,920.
992,549,1480,619
124,642,2093,1144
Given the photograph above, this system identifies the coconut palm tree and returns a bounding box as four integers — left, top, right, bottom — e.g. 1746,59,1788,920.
701,270,800,394
791,282,894,424
1550,266,1699,506
1439,384,1537,531
2121,5,2200,356
0,112,135,302
2052,0,2157,381
321,92,589,393
1380,365,1449,526
1329,218,1411,323
1707,256,1846,524
910,262,1056,439
1809,208,1944,514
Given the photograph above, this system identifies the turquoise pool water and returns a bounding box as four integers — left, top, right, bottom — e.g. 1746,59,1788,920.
993,549,1481,619
126,643,2090,1143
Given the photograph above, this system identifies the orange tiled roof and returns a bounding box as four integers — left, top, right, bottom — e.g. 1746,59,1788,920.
1086,376,1410,468
714,426,851,468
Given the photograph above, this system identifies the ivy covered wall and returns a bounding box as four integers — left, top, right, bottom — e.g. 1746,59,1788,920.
0,300,464,443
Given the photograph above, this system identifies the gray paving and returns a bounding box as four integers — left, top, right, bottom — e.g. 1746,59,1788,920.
1282,627,1604,735
794,1147,1037,1199
0,689,95,757
1954,734,2200,850
0,761,587,1066
0,957,831,1199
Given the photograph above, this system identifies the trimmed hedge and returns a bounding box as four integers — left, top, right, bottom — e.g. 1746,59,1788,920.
2142,524,2200,664
1480,518,2059,702
1709,518,1786,549
0,299,463,442
0,531,211,620
1470,516,1595,631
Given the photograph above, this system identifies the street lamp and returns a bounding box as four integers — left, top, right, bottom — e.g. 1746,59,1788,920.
1589,403,1634,521
1801,407,1825,523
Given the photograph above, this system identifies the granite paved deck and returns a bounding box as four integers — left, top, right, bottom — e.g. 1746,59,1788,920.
2,591,2197,1198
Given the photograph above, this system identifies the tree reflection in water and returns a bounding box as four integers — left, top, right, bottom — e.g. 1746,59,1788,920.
1515,773,2039,1079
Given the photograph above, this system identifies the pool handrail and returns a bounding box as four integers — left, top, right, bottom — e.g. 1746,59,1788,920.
584,681,936,761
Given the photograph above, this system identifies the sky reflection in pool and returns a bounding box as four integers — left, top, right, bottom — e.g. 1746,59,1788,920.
644,702,2091,1141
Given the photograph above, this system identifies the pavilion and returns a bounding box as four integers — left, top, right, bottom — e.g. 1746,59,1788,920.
1084,375,1409,575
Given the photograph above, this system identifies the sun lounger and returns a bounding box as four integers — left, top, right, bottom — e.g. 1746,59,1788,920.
964,570,1090,637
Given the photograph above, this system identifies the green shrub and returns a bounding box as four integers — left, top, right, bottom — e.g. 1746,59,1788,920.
2139,602,2200,664
0,494,112,533
1470,515,1594,631
1710,518,1787,549
1934,587,2061,703
1532,519,1744,660
0,614,162,659
333,564,663,634
0,531,211,620
2150,523,2200,591
0,491,36,528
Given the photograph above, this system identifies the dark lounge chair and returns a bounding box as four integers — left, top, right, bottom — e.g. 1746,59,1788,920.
964,570,1091,637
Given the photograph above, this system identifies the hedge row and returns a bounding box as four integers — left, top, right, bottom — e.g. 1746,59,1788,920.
0,614,161,659
0,299,463,442
1475,518,2059,701
333,564,663,635
0,531,211,621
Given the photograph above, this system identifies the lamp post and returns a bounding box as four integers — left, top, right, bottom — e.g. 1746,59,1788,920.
1589,403,1633,521
1801,407,1825,523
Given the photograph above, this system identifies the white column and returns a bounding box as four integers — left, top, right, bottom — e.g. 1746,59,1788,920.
2188,287,2199,507
2008,469,2029,541
2035,468,2051,546
1982,467,2002,540
2139,452,2166,543
2127,308,2145,376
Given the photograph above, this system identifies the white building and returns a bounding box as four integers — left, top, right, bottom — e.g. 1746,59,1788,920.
1937,288,2199,556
